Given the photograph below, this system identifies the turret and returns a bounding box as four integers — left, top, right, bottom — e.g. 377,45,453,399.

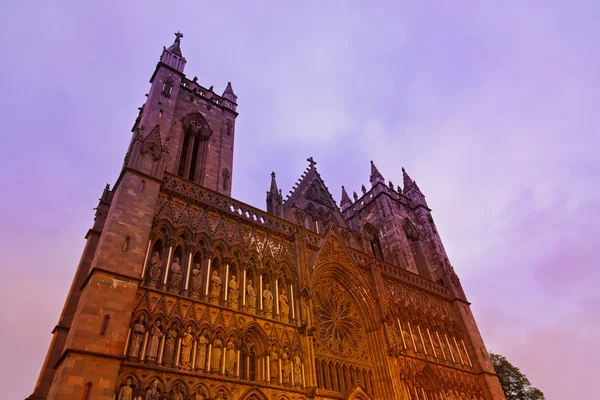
369,160,385,186
402,167,428,208
266,172,283,218
340,185,352,212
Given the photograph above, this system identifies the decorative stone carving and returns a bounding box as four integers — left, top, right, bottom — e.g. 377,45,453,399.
168,257,182,294
148,252,162,288
173,387,184,400
117,378,133,400
282,352,292,385
144,379,160,400
189,264,202,299
127,315,145,359
279,292,289,323
225,340,236,376
163,326,177,367
194,390,206,400
196,331,208,371
270,346,279,382
212,338,223,372
228,275,239,309
180,326,193,371
263,283,274,318
146,321,163,363
294,354,302,387
313,279,367,360
209,271,222,304
246,282,257,314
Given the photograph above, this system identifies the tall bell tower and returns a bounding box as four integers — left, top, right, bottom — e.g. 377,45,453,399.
28,32,239,399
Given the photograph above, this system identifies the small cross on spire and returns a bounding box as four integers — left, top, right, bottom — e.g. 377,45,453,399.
307,157,317,168
174,31,184,42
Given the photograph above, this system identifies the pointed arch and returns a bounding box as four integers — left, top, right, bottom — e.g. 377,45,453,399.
178,113,212,183
238,387,269,400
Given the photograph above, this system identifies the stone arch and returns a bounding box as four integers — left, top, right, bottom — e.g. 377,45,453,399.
140,375,166,392
190,383,209,399
310,262,378,331
238,387,269,400
167,378,190,397
178,113,212,182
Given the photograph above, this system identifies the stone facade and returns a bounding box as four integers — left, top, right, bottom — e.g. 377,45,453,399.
28,33,506,400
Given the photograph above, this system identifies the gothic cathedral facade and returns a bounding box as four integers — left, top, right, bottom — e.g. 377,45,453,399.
28,34,506,400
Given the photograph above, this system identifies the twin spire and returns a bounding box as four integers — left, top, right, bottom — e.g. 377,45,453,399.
339,161,424,211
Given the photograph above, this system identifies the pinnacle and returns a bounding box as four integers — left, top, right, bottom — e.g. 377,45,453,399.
340,185,352,206
370,160,384,185
269,171,279,193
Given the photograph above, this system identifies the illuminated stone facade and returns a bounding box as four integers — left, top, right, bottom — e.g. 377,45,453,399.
28,33,506,400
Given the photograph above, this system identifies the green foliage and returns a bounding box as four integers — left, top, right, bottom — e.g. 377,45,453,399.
489,353,545,400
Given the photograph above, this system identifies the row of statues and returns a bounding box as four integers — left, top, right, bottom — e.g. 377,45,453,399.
118,379,210,400
146,252,291,322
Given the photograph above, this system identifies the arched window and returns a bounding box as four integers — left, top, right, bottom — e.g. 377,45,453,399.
178,114,212,183
82,382,92,400
403,219,431,280
162,76,173,96
365,224,384,260
100,315,110,336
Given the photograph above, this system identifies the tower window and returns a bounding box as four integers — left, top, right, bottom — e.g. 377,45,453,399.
100,315,110,336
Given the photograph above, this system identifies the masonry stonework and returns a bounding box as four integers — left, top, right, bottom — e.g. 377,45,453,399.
28,33,505,400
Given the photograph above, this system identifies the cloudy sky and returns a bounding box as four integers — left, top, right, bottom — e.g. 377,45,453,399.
1,1,598,399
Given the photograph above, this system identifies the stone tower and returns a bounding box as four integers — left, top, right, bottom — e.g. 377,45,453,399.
28,34,505,400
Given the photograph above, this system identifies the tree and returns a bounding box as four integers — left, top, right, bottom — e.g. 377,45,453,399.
489,353,545,400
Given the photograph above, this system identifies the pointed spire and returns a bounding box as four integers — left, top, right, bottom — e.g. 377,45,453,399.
340,186,352,209
388,180,394,190
269,171,279,193
224,81,235,95
402,167,415,193
353,191,359,201
167,31,184,56
361,184,367,195
370,160,384,185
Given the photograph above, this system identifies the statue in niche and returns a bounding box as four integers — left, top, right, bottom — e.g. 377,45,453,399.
209,271,222,304
117,378,133,400
246,281,257,314
144,379,160,400
127,315,145,359
194,390,206,400
168,257,182,294
263,283,274,317
180,326,193,371
282,352,291,385
163,326,177,367
228,275,239,309
148,252,162,288
212,338,223,372
279,291,289,322
196,331,208,371
225,340,236,376
189,263,202,299
293,353,302,387
146,321,163,363
270,346,279,382
173,387,184,400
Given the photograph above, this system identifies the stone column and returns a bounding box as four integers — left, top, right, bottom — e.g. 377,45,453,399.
223,260,230,305
242,267,247,308
204,252,213,300
183,246,194,296
162,240,175,290
140,239,153,278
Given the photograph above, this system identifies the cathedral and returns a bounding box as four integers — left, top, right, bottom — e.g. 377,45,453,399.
28,33,506,400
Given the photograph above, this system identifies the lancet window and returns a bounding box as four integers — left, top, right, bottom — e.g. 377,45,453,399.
177,113,212,183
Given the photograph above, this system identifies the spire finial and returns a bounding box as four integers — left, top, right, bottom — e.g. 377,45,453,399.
175,31,184,42
307,157,317,168
269,171,279,193
340,185,352,207
370,160,384,185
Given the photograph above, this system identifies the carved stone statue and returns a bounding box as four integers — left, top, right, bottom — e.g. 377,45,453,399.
168,257,182,294
209,271,222,304
148,252,162,288
127,315,145,359
246,281,257,314
180,326,193,371
293,354,302,387
196,332,208,371
144,379,160,400
189,263,202,299
225,340,236,376
263,283,274,318
117,378,133,400
228,275,239,309
163,326,177,367
194,390,206,400
282,352,291,385
279,292,289,322
173,387,183,400
212,338,223,372
146,321,163,362
270,347,279,382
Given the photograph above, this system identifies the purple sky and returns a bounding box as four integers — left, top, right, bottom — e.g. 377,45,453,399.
1,1,598,399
